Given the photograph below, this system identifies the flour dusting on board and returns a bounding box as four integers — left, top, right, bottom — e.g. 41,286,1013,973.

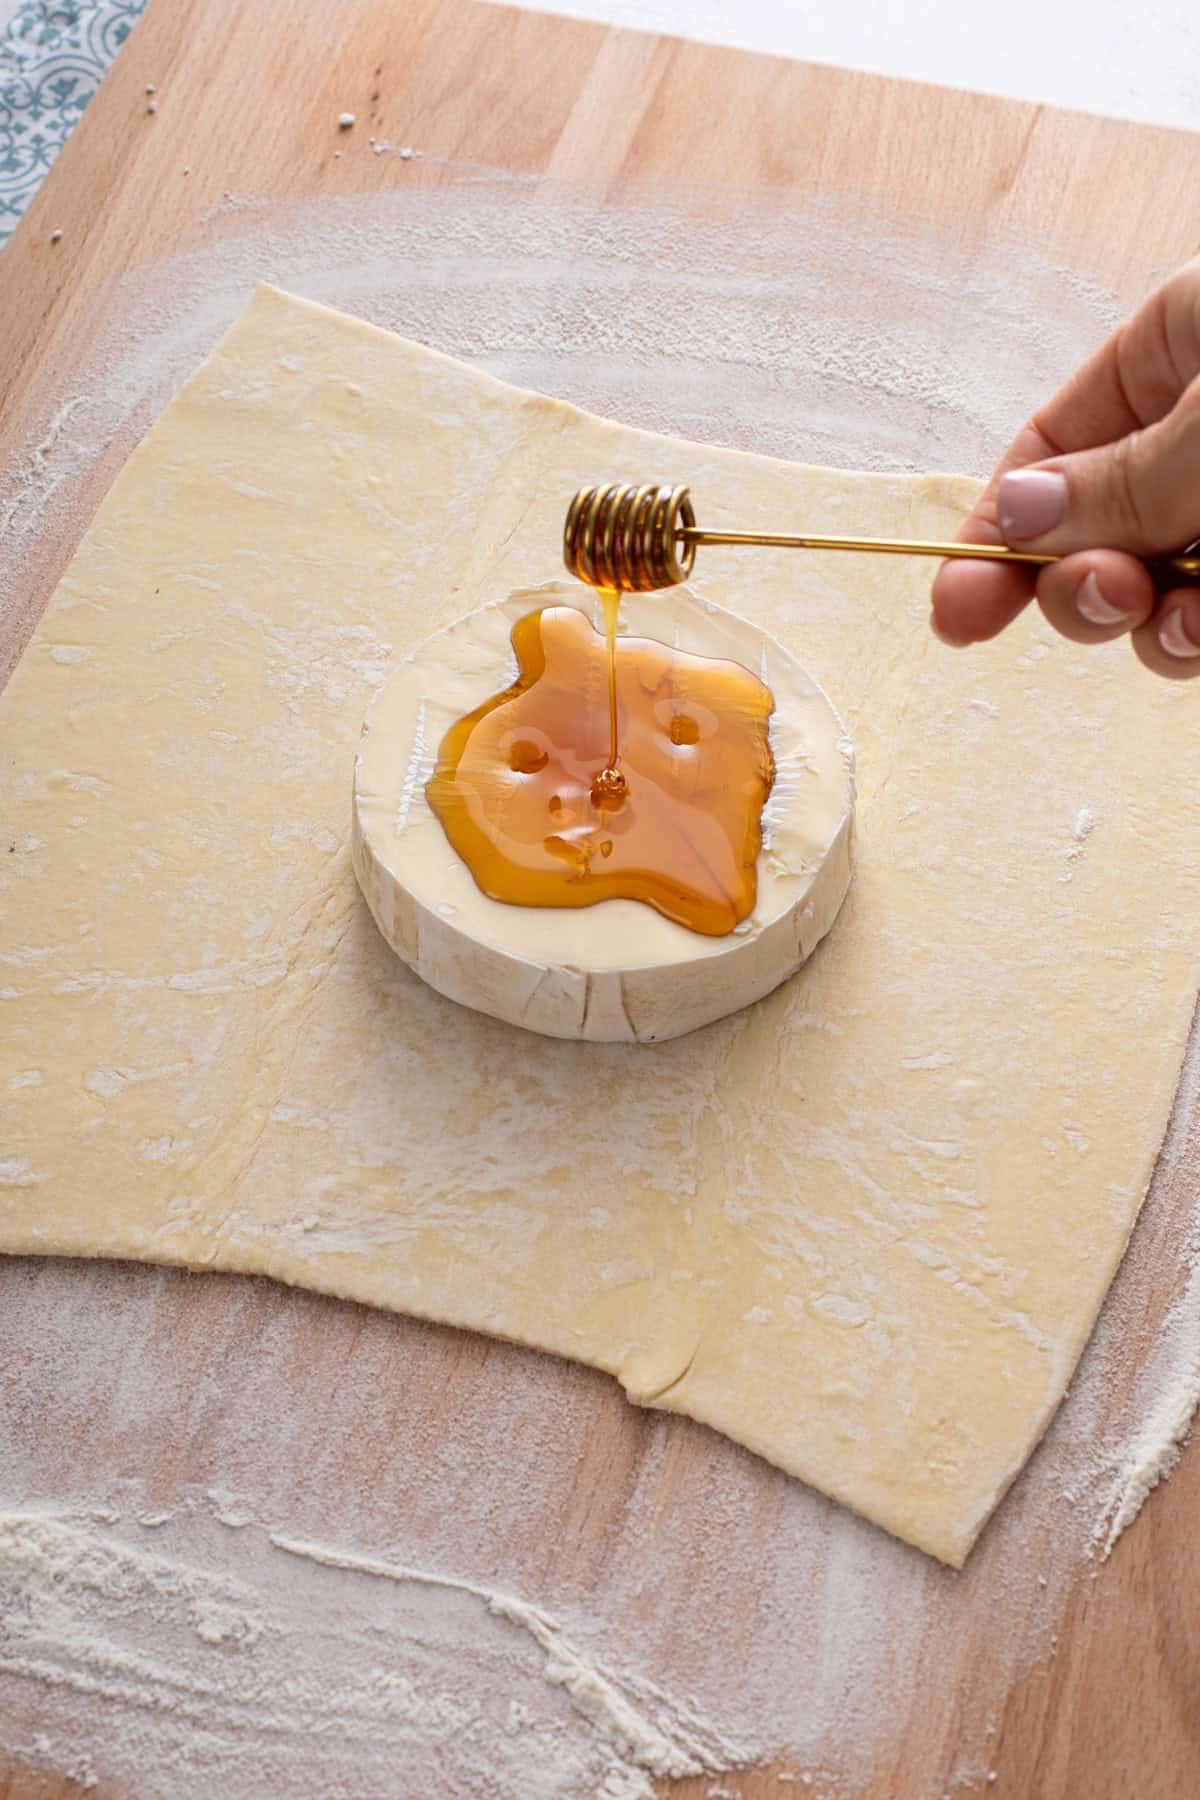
0,1501,739,1797
1,180,1198,1800
1098,1252,1200,1555
1094,1043,1200,1556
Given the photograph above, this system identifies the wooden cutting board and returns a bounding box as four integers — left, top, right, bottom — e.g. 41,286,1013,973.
2,3,1199,1795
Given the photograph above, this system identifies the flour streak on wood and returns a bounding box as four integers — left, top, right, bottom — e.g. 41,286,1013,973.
1,2,1199,1797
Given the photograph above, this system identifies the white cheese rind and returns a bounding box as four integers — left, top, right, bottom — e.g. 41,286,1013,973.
353,581,855,1041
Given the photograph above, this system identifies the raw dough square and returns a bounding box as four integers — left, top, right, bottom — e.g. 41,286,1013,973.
2,284,1197,1564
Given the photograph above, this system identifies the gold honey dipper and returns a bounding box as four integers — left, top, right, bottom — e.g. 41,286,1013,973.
563,482,1200,592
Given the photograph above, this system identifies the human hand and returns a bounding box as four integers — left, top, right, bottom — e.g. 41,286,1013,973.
930,259,1200,678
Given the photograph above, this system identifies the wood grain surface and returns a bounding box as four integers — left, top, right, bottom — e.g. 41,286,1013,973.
2,3,1200,1796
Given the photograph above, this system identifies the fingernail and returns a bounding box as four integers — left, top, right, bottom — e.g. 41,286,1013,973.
1159,610,1200,659
1076,572,1128,627
998,469,1068,540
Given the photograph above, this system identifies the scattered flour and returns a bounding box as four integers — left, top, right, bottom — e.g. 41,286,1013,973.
270,1530,746,1781
1061,803,1099,880
0,1501,740,1799
1098,1253,1200,1554
1094,1042,1200,1555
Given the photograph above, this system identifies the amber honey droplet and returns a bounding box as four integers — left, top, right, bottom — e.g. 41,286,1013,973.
668,714,701,746
426,605,775,937
590,765,627,809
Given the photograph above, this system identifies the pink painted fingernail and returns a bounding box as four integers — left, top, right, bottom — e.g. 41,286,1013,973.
1159,610,1200,659
1076,572,1127,627
998,469,1068,540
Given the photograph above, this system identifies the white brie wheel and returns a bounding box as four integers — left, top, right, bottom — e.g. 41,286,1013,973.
353,580,855,1043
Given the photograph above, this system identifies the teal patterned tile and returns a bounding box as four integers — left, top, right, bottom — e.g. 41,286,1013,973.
1,0,147,246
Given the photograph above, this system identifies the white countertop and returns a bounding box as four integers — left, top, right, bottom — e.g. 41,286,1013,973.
497,0,1200,132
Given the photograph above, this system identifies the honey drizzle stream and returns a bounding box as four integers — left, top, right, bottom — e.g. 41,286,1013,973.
604,588,619,771
593,587,627,808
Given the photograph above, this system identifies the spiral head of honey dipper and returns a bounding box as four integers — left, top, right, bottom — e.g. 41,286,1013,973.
563,483,696,591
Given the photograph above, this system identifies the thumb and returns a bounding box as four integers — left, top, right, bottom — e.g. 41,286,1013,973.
997,380,1200,557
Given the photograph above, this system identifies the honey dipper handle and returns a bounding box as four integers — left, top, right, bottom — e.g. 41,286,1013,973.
675,527,1200,581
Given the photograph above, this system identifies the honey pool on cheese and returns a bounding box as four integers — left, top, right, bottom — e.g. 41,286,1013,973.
425,603,777,938
353,581,855,1042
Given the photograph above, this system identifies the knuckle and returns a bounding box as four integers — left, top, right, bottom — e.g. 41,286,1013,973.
1106,430,1154,544
1171,375,1200,456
